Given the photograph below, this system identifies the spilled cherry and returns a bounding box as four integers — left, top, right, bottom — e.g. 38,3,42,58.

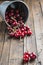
23,52,30,62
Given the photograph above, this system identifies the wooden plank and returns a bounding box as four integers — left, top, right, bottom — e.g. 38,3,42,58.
9,39,23,65
24,0,37,65
0,33,11,65
40,0,43,14
0,22,5,61
0,32,5,61
32,0,43,65
23,1,29,65
23,0,36,65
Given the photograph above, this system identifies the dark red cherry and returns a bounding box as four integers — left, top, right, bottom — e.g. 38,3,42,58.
23,52,30,62
27,30,32,36
26,26,30,30
21,32,25,38
16,10,19,14
11,12,14,16
16,14,20,17
21,28,24,32
7,27,12,31
11,9,14,12
24,26,27,31
12,22,18,26
24,31,27,35
15,33,20,38
8,32,15,37
30,52,36,60
17,29,21,36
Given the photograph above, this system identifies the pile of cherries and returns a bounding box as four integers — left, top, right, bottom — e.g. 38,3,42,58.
23,52,36,62
5,4,36,63
5,7,32,38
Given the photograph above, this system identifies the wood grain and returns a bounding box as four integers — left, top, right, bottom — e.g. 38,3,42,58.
0,0,43,65
32,0,43,65
0,34,11,65
9,39,24,65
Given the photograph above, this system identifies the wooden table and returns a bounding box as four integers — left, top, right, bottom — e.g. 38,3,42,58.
0,0,43,65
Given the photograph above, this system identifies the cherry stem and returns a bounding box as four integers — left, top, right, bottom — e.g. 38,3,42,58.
11,17,19,29
11,17,17,22
11,17,22,41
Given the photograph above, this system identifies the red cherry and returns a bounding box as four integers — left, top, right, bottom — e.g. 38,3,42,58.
10,20,13,23
26,26,30,30
21,32,25,38
7,27,12,31
30,52,36,60
14,16,16,19
9,13,11,16
20,17,22,20
24,26,27,31
12,22,18,26
21,28,24,32
11,12,14,16
27,30,32,36
17,29,21,36
15,33,20,38
19,22,24,28
23,52,30,62
8,32,15,37
16,10,19,14
21,22,24,26
17,22,20,26
15,14,20,18
18,21,21,24
11,9,14,12
24,31,27,35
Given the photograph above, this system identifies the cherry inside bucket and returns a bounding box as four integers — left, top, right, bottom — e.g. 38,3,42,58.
5,1,28,24
5,1,32,38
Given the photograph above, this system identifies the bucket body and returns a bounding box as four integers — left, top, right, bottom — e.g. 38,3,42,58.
0,1,13,20
0,1,29,25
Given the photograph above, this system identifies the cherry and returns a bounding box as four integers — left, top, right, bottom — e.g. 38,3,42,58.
16,10,19,14
15,33,20,38
20,22,24,28
20,17,22,20
11,9,14,12
17,22,20,26
12,22,18,26
14,16,16,19
21,28,24,32
11,12,14,16
24,26,27,31
18,20,23,24
9,13,11,16
21,22,24,26
24,31,27,35
27,30,32,36
26,26,30,30
10,20,13,23
23,52,30,62
7,27,12,31
18,21,21,24
21,32,25,38
17,29,21,36
30,52,36,61
16,14,20,17
8,32,15,37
